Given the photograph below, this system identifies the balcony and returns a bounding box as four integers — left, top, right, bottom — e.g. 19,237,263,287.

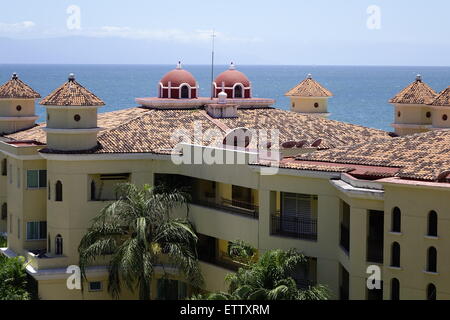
191,197,259,219
270,214,317,241
26,250,68,270
340,224,350,253
367,238,383,264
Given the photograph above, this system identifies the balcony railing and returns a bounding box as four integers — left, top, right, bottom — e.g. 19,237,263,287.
367,238,383,264
340,224,350,253
191,196,259,219
270,214,317,241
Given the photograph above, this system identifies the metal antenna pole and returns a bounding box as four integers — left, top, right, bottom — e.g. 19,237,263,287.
210,29,216,100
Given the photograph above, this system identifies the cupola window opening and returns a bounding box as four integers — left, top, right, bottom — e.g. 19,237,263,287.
16,105,22,111
180,85,190,99
234,84,243,98
74,114,81,122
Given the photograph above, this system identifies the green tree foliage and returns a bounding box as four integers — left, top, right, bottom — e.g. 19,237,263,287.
78,183,203,300
0,255,30,300
193,244,329,300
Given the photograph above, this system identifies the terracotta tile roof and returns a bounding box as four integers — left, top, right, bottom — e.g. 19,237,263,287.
285,75,332,97
40,74,105,106
295,130,450,182
389,76,437,105
5,107,149,143
430,86,450,107
83,107,389,154
0,73,41,99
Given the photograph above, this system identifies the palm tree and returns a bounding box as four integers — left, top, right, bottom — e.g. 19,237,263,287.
78,183,203,300
193,246,329,300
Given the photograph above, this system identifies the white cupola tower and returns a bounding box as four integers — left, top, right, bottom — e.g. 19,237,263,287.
0,73,41,134
40,74,105,151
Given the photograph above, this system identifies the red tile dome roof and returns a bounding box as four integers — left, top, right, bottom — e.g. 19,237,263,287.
215,63,250,87
160,62,197,87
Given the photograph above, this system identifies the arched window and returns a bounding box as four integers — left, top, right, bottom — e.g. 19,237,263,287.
234,85,243,98
1,159,7,176
391,278,400,300
392,207,401,233
427,283,436,300
90,181,96,201
428,211,437,237
180,85,189,99
391,242,401,267
55,181,63,202
427,247,437,273
1,203,7,220
55,234,63,255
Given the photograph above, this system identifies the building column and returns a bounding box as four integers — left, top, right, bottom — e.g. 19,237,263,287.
349,207,368,300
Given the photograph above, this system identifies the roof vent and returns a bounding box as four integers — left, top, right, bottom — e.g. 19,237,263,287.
436,170,450,182
176,61,183,70
11,73,18,80
281,141,297,149
416,74,422,82
311,138,322,147
296,140,308,148
68,73,76,82
223,127,252,148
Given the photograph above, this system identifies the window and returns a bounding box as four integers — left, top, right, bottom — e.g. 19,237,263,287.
89,281,103,292
26,222,47,240
391,242,400,267
234,85,243,98
1,203,6,220
391,278,400,300
391,207,401,233
55,181,63,202
427,247,437,273
397,111,401,118
180,85,189,99
427,211,437,237
157,279,187,300
27,170,47,189
55,234,63,255
443,114,448,121
314,102,319,108
1,159,6,176
280,192,317,236
427,283,436,300
426,111,431,118
16,105,22,111
74,114,81,122
90,181,96,201
48,183,51,200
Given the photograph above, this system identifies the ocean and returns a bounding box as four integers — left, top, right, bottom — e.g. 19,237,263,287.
1,64,449,132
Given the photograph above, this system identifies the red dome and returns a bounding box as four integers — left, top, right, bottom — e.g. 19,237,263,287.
160,68,197,87
215,69,250,87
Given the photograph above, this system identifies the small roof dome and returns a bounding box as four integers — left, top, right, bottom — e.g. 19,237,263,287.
160,61,197,87
215,62,250,87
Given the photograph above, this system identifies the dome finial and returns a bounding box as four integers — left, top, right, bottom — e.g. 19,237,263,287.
176,61,182,70
416,74,422,82
229,62,236,70
11,73,18,80
307,73,313,79
68,73,76,82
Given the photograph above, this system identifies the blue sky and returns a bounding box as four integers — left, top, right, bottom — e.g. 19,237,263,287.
0,0,449,65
